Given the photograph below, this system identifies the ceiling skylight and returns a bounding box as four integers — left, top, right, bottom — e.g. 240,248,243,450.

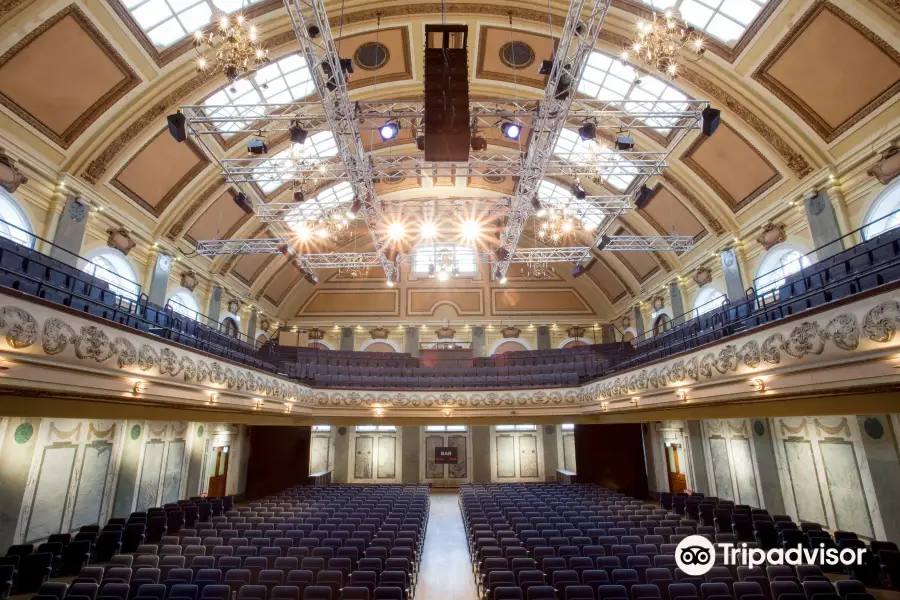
630,0,769,46
203,54,314,138
284,181,354,236
578,51,689,132
124,0,267,49
553,128,636,192
537,180,605,231
252,131,339,194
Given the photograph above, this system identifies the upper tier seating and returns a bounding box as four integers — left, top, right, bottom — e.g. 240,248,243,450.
4,485,429,600
1,222,899,390
461,483,895,600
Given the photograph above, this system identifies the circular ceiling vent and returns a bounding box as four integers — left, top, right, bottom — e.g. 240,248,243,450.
484,173,506,184
500,41,535,70
384,171,405,184
355,42,390,70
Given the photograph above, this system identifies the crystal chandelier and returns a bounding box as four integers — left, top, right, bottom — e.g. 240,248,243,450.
194,14,270,83
338,264,367,279
527,261,554,280
620,9,705,79
536,208,577,246
427,249,459,282
321,206,353,240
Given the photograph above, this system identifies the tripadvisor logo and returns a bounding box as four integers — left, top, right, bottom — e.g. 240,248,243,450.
675,535,867,575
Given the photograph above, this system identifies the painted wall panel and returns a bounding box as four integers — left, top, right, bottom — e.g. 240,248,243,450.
25,445,76,542
448,435,467,479
424,435,443,479
562,434,576,472
820,441,874,537
354,436,373,479
519,434,539,478
784,440,828,525
496,435,516,478
309,436,330,474
70,443,112,530
376,436,396,479
161,441,185,505
709,438,734,501
731,439,760,507
136,441,164,512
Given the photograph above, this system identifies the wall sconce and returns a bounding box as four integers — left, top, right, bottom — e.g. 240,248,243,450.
283,403,292,414
444,408,452,417
207,391,219,404
133,380,148,395
750,378,766,392
631,396,640,406
676,389,689,401
252,398,264,410
374,407,384,417
601,402,608,412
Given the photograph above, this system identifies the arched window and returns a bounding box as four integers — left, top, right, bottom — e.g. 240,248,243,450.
0,189,34,247
222,317,240,338
82,249,139,299
862,182,900,240
492,340,530,355
622,331,636,346
412,244,478,278
755,244,811,296
693,285,726,317
168,289,200,320
653,314,671,336
363,341,396,353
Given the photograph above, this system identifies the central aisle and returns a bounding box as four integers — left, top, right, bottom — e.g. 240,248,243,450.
416,490,479,600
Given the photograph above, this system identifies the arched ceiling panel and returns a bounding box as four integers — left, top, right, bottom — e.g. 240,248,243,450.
183,187,248,245
0,5,140,149
262,260,302,306
587,256,633,304
639,182,708,241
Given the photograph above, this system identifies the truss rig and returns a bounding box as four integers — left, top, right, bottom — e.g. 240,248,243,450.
178,0,708,277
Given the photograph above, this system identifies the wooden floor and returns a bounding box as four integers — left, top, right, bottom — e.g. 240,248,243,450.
415,490,479,600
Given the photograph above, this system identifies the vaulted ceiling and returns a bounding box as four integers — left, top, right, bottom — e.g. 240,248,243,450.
0,0,897,321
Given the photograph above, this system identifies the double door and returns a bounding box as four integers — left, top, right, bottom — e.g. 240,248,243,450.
351,433,399,482
422,431,470,486
206,446,229,497
493,430,543,481
666,443,687,493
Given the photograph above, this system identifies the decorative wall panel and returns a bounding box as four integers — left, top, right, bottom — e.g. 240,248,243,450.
376,436,396,479
70,442,112,530
496,435,516,478
784,439,828,525
136,441,164,512
161,441,185,505
820,441,874,537
25,445,76,542
731,438,760,507
492,289,594,315
709,437,734,501
424,435,443,479
518,434,539,478
448,435,467,479
299,290,399,316
354,436,373,479
562,433,576,472
309,436,330,474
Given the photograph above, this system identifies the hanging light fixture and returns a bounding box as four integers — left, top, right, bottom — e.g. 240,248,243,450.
536,207,578,246
620,9,705,80
526,260,554,280
194,14,270,83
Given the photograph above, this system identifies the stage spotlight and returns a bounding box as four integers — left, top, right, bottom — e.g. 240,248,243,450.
573,183,587,200
289,121,308,145
538,59,554,75
307,24,320,38
571,257,597,278
247,138,268,154
303,270,319,285
495,247,509,261
635,184,653,209
578,120,597,141
339,57,354,74
294,222,312,241
615,134,634,151
420,222,438,239
596,235,612,251
167,113,187,142
379,121,400,141
233,192,253,214
500,122,521,140
416,135,425,151
460,219,481,240
531,197,546,216
387,222,406,240
702,106,721,136
471,135,487,151
292,190,305,203
348,197,363,216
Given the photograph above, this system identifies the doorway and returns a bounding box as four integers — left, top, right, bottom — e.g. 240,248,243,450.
491,425,544,482
421,426,471,486
207,445,229,497
665,442,687,493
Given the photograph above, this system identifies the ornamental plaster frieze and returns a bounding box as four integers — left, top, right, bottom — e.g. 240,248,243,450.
0,290,312,406
582,290,900,405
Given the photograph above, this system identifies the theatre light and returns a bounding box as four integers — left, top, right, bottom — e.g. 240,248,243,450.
500,122,521,140
379,121,400,141
578,120,597,141
387,222,406,240
615,134,634,151
289,121,308,145
247,138,268,154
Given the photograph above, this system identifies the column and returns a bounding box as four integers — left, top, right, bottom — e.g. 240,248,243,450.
332,428,350,483
536,326,551,350
146,253,172,307
340,327,355,351
685,421,710,495
720,247,746,301
405,327,420,357
804,190,845,260
600,324,615,344
471,326,486,357
751,419,786,513
470,426,492,483
49,195,89,267
669,281,686,325
633,305,645,339
207,286,223,327
401,427,420,483
856,415,900,543
246,307,259,339
542,425,558,482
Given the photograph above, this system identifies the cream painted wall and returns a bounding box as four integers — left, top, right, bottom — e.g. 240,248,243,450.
0,415,249,551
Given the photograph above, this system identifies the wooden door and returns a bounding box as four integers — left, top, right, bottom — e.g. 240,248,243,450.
207,446,229,497
666,443,687,493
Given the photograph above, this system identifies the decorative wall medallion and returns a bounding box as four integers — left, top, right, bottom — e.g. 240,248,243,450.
0,306,38,348
715,345,739,373
14,422,33,444
227,299,240,313
567,325,586,338
354,41,390,70
130,424,141,440
369,327,390,340
864,417,885,439
637,370,648,389
806,193,827,216
197,425,204,438
868,147,900,185
648,369,659,388
74,325,114,361
42,318,74,354
338,426,347,436
782,321,824,358
700,353,715,377
157,254,172,273
722,249,736,267
651,295,665,311
180,271,199,291
159,348,181,376
545,425,555,434
761,333,783,364
436,326,456,339
739,340,761,368
822,314,859,351
862,301,900,343
106,228,136,255
138,345,159,371
501,326,521,339
68,200,86,223
670,360,684,382
686,357,699,380
756,222,787,250
0,152,28,193
114,338,137,367
693,267,712,286
621,316,631,328
499,40,535,69
753,420,765,436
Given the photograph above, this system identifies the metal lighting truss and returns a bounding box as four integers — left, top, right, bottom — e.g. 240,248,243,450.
179,98,707,137
493,0,613,280
281,0,395,279
196,237,695,259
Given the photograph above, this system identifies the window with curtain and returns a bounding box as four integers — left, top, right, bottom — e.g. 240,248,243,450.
222,317,240,338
